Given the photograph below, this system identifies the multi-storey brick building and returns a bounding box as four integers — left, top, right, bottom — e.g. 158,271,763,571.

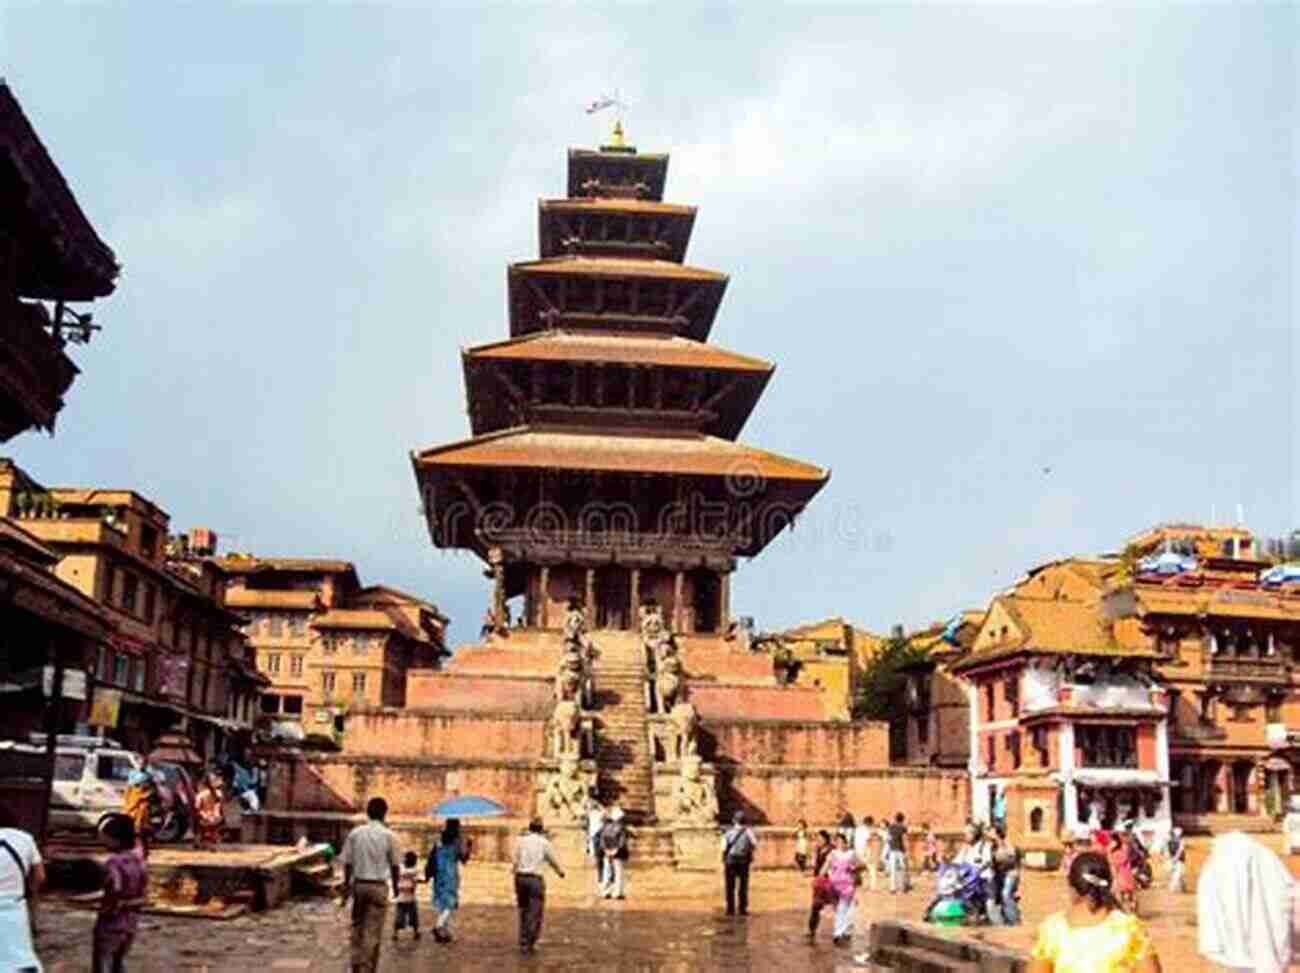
897,525,1300,845
215,557,448,735
0,460,264,758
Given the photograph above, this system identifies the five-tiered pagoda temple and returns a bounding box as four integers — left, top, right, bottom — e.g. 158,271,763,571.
412,126,829,638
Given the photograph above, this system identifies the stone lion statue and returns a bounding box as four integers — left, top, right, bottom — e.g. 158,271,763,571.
671,756,718,825
541,757,587,825
656,653,683,713
552,698,581,758
668,699,699,761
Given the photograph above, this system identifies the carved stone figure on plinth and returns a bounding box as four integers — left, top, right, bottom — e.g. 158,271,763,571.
669,696,699,761
671,756,718,825
556,647,585,702
640,601,666,669
541,757,588,825
551,698,581,758
656,653,683,714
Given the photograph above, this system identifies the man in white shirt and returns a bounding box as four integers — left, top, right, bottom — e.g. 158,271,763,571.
853,815,876,891
0,807,44,972
512,818,565,954
338,797,400,973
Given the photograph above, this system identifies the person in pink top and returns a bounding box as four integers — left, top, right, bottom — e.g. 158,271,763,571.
95,813,148,973
820,832,861,946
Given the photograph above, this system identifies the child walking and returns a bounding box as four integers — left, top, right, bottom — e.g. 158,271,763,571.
794,819,810,873
394,851,421,940
94,813,147,973
921,823,939,873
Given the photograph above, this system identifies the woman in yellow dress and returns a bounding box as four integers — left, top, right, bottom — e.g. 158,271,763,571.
1027,851,1162,973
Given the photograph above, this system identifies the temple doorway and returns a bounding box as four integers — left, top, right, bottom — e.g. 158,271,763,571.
1201,759,1222,813
690,569,720,634
1230,760,1252,814
595,566,630,630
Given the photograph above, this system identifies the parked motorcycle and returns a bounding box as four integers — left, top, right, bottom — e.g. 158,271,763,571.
923,863,990,926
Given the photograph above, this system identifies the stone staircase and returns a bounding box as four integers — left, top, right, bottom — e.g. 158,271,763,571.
590,630,657,827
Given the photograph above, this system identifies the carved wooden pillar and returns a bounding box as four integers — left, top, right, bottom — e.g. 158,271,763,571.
594,365,605,406
539,565,550,629
630,568,640,627
673,570,685,632
492,563,506,628
718,571,730,631
570,363,580,406
585,568,596,627
627,365,637,409
530,363,543,403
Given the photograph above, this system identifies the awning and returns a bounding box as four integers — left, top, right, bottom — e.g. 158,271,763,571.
1056,770,1172,789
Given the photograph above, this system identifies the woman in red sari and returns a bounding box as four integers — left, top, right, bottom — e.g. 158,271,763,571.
1105,832,1137,914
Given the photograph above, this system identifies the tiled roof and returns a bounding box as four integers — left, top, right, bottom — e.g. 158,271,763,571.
311,609,398,630
510,256,725,283
223,589,321,610
465,331,771,373
215,557,356,576
0,81,119,299
1133,585,1300,622
954,596,1158,672
689,684,828,722
413,427,828,482
354,585,447,622
540,198,695,217
0,518,58,564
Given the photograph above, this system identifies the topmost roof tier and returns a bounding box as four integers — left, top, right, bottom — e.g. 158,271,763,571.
567,146,669,201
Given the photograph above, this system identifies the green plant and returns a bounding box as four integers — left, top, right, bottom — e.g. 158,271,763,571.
851,629,928,720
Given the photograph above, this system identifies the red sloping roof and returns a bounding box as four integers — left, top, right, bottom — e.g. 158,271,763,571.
414,427,827,482
465,332,771,373
223,589,320,610
510,256,725,283
540,198,695,217
215,557,355,575
689,685,827,722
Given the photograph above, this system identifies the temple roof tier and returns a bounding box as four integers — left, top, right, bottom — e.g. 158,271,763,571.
567,148,668,201
414,426,825,481
411,426,828,558
539,198,696,262
508,256,728,341
461,331,772,439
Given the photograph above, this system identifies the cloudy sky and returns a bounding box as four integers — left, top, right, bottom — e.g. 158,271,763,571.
3,4,1296,644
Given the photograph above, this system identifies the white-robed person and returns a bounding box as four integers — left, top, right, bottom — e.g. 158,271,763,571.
0,805,44,972
1197,831,1293,973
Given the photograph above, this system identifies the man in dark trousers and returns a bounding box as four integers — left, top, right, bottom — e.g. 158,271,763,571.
722,811,758,916
338,796,400,973
511,818,565,955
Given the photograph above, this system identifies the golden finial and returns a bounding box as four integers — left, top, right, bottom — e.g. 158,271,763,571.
609,119,626,148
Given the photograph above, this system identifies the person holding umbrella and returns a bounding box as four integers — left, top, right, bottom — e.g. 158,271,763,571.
512,818,565,955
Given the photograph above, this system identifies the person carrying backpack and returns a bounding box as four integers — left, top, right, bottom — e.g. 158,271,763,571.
599,807,629,900
722,811,758,916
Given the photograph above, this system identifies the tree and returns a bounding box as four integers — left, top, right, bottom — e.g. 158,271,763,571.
852,628,928,721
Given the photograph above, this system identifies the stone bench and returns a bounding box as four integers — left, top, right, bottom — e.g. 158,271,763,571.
866,920,1026,972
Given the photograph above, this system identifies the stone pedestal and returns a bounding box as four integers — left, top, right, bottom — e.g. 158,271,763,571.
672,825,722,872
1005,775,1060,851
535,759,599,829
653,759,720,826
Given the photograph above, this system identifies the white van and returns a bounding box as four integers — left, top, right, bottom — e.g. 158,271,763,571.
1,735,141,831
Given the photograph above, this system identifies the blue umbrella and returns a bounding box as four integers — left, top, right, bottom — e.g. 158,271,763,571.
429,795,507,818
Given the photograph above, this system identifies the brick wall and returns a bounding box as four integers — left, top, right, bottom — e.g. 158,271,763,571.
720,766,970,829
402,671,552,715
702,719,889,768
341,709,547,760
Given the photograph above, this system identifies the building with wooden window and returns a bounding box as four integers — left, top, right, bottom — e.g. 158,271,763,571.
0,461,260,758
412,126,829,636
215,557,448,737
1103,524,1300,827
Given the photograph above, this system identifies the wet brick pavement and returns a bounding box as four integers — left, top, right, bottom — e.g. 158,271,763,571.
29,863,1298,971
